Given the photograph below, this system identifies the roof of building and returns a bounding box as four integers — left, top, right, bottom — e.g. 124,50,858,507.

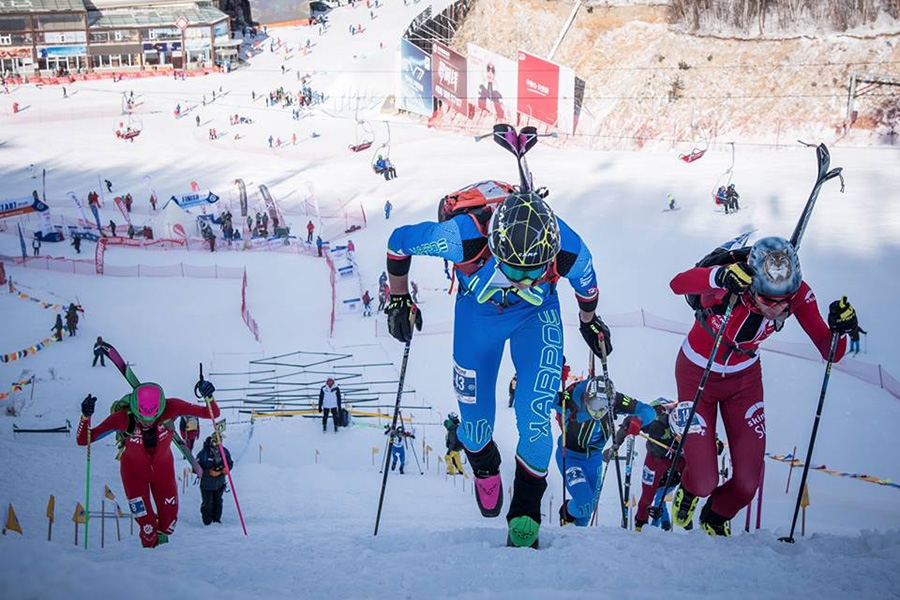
0,0,85,14
87,3,227,28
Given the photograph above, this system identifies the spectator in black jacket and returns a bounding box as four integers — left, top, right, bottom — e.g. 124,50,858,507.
92,336,107,367
196,434,233,525
318,377,342,433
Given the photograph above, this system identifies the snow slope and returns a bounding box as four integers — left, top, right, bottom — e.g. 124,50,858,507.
1,1,899,598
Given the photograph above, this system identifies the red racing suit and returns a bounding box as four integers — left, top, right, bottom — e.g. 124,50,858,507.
77,398,219,547
669,266,846,519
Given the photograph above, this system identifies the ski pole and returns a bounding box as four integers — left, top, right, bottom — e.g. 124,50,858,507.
374,308,416,536
598,339,627,529
84,421,91,549
778,332,839,544
197,364,248,537
560,373,567,525
651,294,739,523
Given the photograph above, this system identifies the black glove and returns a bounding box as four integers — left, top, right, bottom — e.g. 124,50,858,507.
385,294,422,343
579,315,612,357
714,263,753,294
81,394,97,417
661,466,682,488
602,447,618,463
197,380,215,398
828,296,858,334
647,506,663,520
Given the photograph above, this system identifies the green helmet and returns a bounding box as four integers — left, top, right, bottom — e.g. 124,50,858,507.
129,383,166,422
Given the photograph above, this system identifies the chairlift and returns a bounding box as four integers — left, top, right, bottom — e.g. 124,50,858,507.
348,98,374,152
679,131,709,163
370,121,391,171
115,113,142,141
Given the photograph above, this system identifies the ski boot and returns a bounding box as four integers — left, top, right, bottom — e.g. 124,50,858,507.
507,516,540,549
672,487,699,530
505,462,547,549
699,502,732,537
157,532,169,545
559,501,576,527
634,519,647,532
466,441,503,518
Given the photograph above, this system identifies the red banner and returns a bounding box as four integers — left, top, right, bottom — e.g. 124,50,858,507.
517,51,561,130
431,41,469,117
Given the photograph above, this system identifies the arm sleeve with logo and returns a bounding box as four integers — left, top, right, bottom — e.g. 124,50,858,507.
555,218,599,312
76,410,129,446
161,397,221,421
790,281,848,362
386,216,481,276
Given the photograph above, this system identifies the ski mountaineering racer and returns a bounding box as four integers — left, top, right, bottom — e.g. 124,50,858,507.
665,235,858,536
554,377,656,527
77,352,220,548
384,182,612,548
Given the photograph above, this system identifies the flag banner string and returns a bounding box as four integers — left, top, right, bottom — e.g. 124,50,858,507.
0,377,34,401
766,452,900,489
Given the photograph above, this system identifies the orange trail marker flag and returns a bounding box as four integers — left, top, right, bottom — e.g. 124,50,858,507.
4,503,23,535
72,502,86,546
104,485,116,501
47,495,56,541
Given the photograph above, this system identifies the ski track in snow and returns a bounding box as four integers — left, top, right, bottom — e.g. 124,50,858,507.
1,1,899,598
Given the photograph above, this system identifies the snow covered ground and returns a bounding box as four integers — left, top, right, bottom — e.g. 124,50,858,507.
1,1,899,598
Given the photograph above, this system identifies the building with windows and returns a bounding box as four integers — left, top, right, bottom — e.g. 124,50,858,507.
0,0,233,76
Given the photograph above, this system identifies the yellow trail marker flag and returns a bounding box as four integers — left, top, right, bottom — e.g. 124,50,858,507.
5,504,23,535
371,446,379,454
800,484,811,508
47,495,56,522
104,485,116,501
72,502,87,524
424,444,432,455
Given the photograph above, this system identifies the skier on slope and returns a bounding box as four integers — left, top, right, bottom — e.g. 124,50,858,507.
77,378,220,547
384,191,612,548
385,424,413,474
554,377,655,527
665,236,858,536
179,415,201,451
608,399,682,531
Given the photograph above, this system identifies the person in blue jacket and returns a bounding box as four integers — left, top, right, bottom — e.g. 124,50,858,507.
385,424,413,474
196,434,233,525
555,377,656,527
384,190,612,548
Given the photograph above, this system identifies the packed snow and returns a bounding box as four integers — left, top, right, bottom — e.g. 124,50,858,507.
1,1,899,599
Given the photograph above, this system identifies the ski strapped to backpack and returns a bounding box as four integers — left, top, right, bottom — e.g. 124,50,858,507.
102,342,202,475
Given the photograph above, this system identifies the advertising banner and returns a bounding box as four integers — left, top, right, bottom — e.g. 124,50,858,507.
0,196,48,221
168,190,220,210
516,51,574,134
466,44,517,122
431,41,468,117
399,38,434,117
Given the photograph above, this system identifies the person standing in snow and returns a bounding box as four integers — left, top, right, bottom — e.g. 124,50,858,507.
105,179,113,193
72,235,82,254
849,324,867,355
179,415,201,451
384,190,611,548
384,199,392,219
196,433,233,525
65,303,81,337
77,378,220,547
307,220,315,243
316,235,324,257
92,336,107,367
318,377,342,433
444,412,465,475
52,313,64,341
32,234,41,256
665,237,858,536
362,290,373,317
555,377,656,527
109,220,117,237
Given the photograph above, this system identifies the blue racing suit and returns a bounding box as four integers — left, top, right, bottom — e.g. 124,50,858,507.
554,379,656,526
387,210,599,476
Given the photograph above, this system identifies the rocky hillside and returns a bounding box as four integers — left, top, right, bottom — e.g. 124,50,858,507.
446,0,900,149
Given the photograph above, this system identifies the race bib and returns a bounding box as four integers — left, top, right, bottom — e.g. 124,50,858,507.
669,401,707,436
453,363,477,404
642,465,655,486
128,497,148,518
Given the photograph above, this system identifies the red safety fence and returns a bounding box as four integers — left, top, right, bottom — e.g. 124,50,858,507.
7,66,224,88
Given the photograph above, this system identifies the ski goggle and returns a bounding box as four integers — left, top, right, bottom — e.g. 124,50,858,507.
129,383,166,422
498,262,548,284
583,378,611,421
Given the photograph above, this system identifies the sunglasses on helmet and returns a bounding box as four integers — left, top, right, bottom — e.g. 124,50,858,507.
498,262,548,284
